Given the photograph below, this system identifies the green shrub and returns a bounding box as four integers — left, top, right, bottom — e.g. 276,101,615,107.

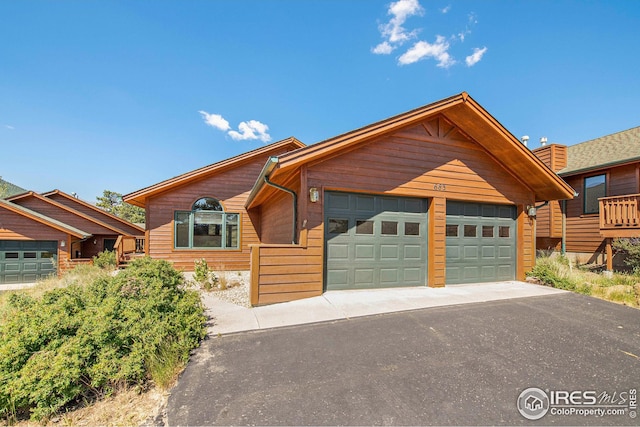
612,238,640,273
528,256,579,292
92,250,117,269
193,258,219,291
0,257,206,421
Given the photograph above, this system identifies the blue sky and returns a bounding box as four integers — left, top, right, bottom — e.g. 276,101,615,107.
1,0,639,203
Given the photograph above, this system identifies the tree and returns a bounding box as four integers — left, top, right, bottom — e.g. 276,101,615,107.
0,177,8,199
96,190,145,224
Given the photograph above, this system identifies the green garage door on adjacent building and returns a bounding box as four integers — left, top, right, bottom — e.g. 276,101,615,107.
446,201,516,284
0,240,57,284
324,192,428,290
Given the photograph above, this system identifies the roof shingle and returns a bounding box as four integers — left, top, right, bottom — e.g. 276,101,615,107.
559,126,640,176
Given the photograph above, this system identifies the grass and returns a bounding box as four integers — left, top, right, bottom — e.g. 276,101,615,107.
529,255,640,308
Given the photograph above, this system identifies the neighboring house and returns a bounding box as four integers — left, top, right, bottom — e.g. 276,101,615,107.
0,190,144,284
0,178,26,198
533,126,640,270
126,92,574,305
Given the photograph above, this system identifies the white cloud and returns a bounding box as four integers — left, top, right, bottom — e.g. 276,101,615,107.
465,46,487,66
199,111,271,143
398,36,455,68
440,5,451,14
372,41,394,54
3,125,15,130
199,111,230,131
373,0,423,55
228,120,271,143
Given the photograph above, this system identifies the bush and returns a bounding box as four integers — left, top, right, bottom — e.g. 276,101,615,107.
0,257,206,421
193,258,219,291
612,238,640,273
92,250,117,269
528,256,591,295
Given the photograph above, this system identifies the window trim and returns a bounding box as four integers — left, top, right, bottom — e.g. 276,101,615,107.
583,174,607,215
174,209,241,250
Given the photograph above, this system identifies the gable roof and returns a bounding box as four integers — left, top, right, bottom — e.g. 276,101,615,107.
0,198,92,239
247,92,575,208
123,137,305,208
558,126,640,176
0,178,26,199
41,189,145,234
7,191,131,235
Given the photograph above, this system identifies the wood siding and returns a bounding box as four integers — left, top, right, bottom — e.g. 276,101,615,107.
46,193,143,236
147,154,277,271
250,245,323,305
532,144,568,173
251,116,537,304
11,197,115,236
562,164,639,256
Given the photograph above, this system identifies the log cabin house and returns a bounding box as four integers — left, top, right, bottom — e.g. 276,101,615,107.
0,190,144,284
125,92,575,305
533,126,640,271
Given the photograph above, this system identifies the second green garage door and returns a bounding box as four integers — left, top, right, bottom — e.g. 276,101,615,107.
324,192,427,291
445,201,516,284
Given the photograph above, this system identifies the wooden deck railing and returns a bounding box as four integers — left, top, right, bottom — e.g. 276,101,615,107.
114,235,145,267
599,194,640,235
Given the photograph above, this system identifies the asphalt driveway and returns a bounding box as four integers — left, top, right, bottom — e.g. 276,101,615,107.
168,293,640,426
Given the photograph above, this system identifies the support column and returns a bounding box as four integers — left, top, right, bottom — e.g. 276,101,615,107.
605,238,613,271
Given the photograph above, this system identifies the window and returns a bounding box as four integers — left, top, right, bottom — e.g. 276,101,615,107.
328,218,349,234
381,221,398,235
584,174,606,214
499,226,510,238
482,226,494,238
356,220,374,235
446,225,458,237
404,222,420,236
464,225,477,237
174,197,240,249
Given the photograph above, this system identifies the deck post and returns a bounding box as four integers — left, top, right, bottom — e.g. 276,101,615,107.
605,238,613,272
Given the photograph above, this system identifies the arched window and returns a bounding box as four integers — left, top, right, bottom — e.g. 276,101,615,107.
175,197,239,249
192,197,223,211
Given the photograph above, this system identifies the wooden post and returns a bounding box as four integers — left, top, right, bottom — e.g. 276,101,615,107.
250,245,261,306
606,238,613,272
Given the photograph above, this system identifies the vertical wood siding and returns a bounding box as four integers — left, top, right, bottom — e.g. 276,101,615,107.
252,115,536,304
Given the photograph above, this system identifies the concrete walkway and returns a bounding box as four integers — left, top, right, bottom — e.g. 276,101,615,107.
202,281,567,335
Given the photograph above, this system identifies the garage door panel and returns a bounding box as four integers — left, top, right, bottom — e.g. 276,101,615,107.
403,268,421,283
464,246,479,258
356,195,375,212
482,246,495,258
328,244,349,260
355,244,374,259
404,245,422,260
354,269,374,284
379,268,398,283
22,262,38,272
380,245,399,260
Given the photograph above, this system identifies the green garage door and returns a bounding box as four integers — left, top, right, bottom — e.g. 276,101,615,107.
325,192,427,290
446,202,516,284
0,241,58,284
